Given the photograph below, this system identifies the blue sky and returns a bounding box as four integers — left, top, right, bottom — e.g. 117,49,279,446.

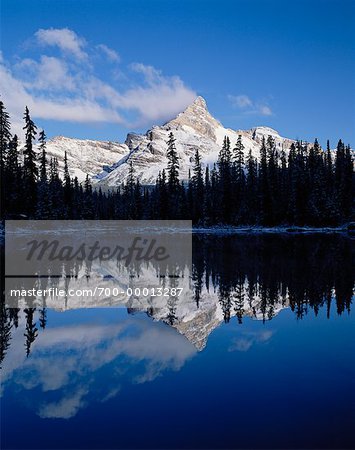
1,0,354,146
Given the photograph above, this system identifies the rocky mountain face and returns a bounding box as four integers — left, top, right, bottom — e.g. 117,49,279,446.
19,136,128,182
14,263,287,351
29,96,297,185
46,136,128,181
167,95,222,140
94,96,296,186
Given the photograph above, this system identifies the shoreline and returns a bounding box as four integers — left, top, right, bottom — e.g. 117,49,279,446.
1,223,354,239
192,225,354,235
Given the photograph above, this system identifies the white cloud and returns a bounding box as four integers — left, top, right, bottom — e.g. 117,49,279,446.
259,105,272,116
38,388,88,419
100,387,121,403
228,93,273,116
36,56,75,91
96,44,120,63
1,315,197,419
0,29,196,134
228,94,253,108
35,28,88,61
119,62,196,124
0,62,123,127
16,56,76,92
34,98,123,123
130,62,161,85
228,330,274,352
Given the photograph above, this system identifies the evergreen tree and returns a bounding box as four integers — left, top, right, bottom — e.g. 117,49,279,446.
0,101,12,218
48,157,63,218
63,150,72,214
166,132,180,190
24,308,38,357
232,135,246,223
122,161,136,219
288,141,307,224
258,136,270,225
210,163,219,223
191,149,204,223
203,166,213,224
36,130,51,218
217,136,233,223
266,135,279,225
38,130,47,181
0,304,12,368
82,174,94,218
134,178,142,219
4,135,21,214
23,107,38,214
166,132,181,217
0,100,11,169
335,140,353,222
278,148,288,222
39,307,47,330
246,150,258,223
307,138,327,225
157,169,169,219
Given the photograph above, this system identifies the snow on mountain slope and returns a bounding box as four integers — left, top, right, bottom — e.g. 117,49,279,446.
22,96,298,185
19,136,129,182
18,261,287,351
94,96,296,186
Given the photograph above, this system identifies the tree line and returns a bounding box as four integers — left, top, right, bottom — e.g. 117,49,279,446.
0,101,353,226
1,233,353,364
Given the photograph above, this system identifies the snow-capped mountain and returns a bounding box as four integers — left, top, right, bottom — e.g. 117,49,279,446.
27,96,298,184
94,96,295,186
19,136,128,182
13,267,287,351
43,136,128,181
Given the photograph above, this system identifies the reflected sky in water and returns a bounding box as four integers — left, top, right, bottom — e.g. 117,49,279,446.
1,235,354,449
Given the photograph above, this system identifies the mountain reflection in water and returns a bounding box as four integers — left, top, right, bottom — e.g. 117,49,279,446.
1,234,354,450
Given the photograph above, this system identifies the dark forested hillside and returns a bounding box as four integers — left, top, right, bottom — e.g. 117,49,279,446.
1,102,353,226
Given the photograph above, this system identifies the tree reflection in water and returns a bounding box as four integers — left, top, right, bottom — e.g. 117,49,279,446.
1,234,354,364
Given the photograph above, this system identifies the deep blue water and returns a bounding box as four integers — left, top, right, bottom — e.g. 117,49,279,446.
1,235,354,449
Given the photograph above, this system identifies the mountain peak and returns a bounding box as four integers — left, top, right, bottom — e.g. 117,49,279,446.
165,95,221,140
251,126,280,137
191,95,208,109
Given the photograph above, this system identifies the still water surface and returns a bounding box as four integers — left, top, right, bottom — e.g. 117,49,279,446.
1,234,354,449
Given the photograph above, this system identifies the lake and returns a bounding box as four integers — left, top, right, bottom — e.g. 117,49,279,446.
1,234,354,449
